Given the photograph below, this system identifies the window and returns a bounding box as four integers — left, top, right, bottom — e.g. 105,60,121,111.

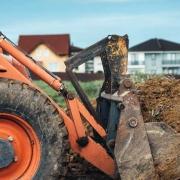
151,54,156,60
131,60,139,65
48,63,58,72
34,49,43,61
162,59,180,65
166,53,176,60
131,53,137,61
44,49,50,57
130,53,139,65
166,53,171,60
85,60,94,73
151,59,156,66
163,67,180,75
162,53,180,64
171,53,176,60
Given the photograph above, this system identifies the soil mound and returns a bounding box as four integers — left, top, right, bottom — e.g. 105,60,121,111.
136,76,180,132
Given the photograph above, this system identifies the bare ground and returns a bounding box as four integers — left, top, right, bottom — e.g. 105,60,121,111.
136,76,180,132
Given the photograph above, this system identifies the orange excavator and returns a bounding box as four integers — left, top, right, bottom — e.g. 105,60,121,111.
0,32,179,180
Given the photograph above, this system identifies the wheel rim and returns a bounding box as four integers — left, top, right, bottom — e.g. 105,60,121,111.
0,113,41,180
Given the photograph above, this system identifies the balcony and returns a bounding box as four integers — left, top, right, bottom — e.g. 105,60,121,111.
129,60,145,65
162,60,180,65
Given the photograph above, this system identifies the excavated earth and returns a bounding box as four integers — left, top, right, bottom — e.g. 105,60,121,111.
62,76,180,179
136,76,180,133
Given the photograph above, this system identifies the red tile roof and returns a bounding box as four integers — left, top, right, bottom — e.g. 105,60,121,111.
18,34,70,55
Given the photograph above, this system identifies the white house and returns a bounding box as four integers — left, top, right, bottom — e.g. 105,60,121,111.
71,38,180,75
73,56,103,73
128,38,180,75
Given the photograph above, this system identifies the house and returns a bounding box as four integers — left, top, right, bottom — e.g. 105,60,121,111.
18,34,82,72
128,38,180,75
72,55,103,73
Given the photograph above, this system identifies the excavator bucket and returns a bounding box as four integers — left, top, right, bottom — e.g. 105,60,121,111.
108,38,180,180
114,80,180,179
93,35,180,179
114,83,158,179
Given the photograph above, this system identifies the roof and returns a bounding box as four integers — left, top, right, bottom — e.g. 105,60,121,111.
18,34,70,55
70,45,83,53
129,38,180,52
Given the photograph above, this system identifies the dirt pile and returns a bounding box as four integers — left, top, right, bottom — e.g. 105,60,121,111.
136,76,180,132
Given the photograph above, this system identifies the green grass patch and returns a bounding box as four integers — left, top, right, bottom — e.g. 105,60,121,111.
34,80,102,107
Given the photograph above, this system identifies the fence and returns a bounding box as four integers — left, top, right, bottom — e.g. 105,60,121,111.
30,72,104,81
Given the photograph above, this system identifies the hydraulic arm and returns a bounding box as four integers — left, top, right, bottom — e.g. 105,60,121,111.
0,32,129,178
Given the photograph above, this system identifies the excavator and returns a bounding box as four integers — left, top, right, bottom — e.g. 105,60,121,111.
0,32,179,180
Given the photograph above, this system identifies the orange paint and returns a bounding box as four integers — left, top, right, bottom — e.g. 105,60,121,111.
77,98,106,138
0,55,31,84
0,113,40,180
0,36,116,178
67,98,86,138
0,38,62,91
59,110,116,177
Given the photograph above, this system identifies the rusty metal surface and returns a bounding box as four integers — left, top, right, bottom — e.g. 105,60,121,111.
101,35,128,94
65,36,108,69
114,83,158,180
146,122,180,180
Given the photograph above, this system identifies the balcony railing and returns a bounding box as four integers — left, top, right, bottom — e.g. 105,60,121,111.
162,60,180,65
130,61,145,65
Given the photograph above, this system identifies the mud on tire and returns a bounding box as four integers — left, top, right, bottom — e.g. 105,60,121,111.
0,78,68,180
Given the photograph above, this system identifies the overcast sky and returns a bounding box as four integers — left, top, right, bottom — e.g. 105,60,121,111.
1,0,180,48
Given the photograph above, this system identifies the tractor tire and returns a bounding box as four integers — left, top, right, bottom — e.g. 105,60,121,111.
0,78,68,180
